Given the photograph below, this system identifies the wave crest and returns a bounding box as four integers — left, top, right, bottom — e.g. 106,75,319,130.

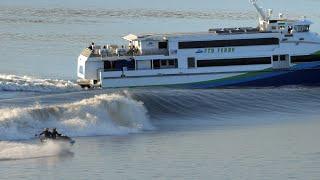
0,74,80,93
0,94,153,140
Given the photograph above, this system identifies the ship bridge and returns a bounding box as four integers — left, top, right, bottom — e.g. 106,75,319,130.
251,0,313,35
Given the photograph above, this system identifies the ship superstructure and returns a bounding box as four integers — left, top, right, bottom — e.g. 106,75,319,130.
77,0,320,88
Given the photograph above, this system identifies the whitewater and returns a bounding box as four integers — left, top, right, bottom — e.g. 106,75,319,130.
0,74,80,93
0,74,155,161
0,141,73,161
0,92,153,141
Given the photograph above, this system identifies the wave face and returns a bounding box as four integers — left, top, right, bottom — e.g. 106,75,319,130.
129,88,320,121
0,94,153,140
0,74,80,93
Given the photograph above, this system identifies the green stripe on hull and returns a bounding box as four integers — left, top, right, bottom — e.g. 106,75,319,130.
177,69,273,87
204,69,271,84
168,68,273,88
312,51,320,56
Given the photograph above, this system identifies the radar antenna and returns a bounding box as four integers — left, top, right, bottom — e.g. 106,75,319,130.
249,0,268,20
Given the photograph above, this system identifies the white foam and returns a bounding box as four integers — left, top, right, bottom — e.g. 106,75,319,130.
0,74,80,93
0,94,154,140
0,141,70,160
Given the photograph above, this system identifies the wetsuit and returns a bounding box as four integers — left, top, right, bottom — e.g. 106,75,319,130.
51,130,61,139
39,130,52,138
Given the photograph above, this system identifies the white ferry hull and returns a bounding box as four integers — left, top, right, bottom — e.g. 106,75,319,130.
100,72,243,88
97,61,320,88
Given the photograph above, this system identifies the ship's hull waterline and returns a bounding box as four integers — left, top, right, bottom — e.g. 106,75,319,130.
97,61,320,88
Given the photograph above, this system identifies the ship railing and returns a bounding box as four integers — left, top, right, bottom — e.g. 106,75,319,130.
88,46,169,59
138,49,169,56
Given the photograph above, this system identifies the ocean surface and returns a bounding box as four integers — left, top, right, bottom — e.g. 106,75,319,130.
1,0,320,179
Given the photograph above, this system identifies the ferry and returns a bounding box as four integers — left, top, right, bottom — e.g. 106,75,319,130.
77,0,320,88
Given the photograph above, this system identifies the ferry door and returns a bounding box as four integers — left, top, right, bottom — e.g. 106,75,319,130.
187,57,196,68
272,54,291,69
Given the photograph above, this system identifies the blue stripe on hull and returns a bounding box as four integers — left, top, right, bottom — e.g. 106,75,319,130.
223,68,320,87
182,62,320,88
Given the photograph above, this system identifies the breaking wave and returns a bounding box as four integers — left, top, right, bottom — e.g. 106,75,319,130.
0,94,153,140
1,86,320,141
0,74,80,93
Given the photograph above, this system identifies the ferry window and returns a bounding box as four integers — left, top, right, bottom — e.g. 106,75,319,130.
137,60,152,70
280,55,286,61
159,42,168,49
168,60,175,66
153,60,160,69
128,58,136,70
188,57,195,68
104,61,112,70
154,59,177,69
272,26,277,30
161,60,167,66
273,55,279,61
197,57,271,67
114,60,130,71
291,55,319,63
178,38,279,49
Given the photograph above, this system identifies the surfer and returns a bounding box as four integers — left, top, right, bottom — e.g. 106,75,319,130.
38,128,75,145
39,128,52,138
51,128,62,139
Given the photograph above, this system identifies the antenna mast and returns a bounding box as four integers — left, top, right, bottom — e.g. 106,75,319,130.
249,0,267,20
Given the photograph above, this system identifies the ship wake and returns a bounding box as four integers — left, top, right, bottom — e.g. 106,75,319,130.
0,74,80,93
0,141,72,161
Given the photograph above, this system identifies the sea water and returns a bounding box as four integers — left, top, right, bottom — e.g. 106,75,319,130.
1,0,320,179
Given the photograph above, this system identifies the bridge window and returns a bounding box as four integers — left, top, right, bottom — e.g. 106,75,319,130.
279,26,286,30
294,25,310,32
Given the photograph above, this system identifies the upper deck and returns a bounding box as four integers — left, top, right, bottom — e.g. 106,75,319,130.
82,27,279,60
80,0,314,61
